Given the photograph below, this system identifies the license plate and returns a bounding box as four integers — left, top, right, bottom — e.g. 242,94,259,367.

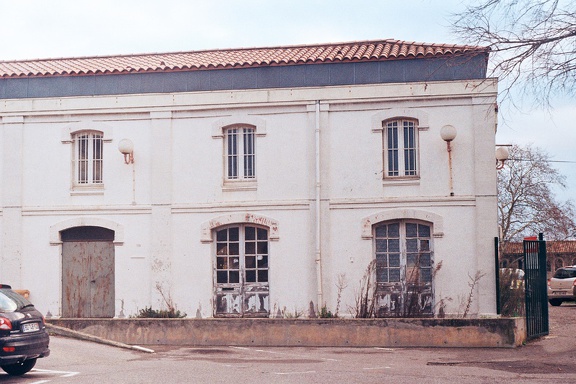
21,322,40,333
552,291,564,295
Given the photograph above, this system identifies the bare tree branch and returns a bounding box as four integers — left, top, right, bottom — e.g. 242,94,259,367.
452,0,576,107
498,144,576,255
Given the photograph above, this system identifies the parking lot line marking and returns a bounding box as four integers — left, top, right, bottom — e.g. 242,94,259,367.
374,347,395,352
363,366,391,370
132,345,155,353
273,371,317,375
230,346,339,362
32,368,80,377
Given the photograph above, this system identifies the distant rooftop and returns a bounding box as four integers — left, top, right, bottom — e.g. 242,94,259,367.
504,241,576,254
0,39,488,78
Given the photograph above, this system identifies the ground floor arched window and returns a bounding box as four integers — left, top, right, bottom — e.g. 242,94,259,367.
213,224,269,317
373,220,433,317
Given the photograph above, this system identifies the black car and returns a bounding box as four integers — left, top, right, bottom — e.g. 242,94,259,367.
0,284,50,376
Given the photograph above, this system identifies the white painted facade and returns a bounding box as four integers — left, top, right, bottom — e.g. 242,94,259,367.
0,78,499,318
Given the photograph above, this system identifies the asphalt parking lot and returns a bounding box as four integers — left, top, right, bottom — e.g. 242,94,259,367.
2,304,575,383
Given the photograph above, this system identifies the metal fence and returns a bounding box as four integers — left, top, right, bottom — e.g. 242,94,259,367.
523,234,549,340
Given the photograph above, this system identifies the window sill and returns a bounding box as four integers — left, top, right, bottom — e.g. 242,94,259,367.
70,185,105,196
382,177,420,186
222,180,257,192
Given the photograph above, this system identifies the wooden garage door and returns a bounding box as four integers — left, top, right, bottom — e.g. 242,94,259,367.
61,226,115,318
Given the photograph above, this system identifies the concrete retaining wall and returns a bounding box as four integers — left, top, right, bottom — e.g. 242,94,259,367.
47,317,526,348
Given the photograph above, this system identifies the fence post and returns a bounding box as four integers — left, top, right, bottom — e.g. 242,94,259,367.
523,233,549,340
494,237,501,315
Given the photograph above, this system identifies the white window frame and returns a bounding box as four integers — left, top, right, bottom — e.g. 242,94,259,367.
213,224,270,317
212,116,267,192
383,119,419,178
72,130,104,187
61,122,113,195
224,126,256,181
371,109,428,184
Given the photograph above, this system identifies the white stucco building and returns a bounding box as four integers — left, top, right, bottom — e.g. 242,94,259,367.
0,39,499,318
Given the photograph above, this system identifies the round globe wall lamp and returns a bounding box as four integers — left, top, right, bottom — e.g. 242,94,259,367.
440,125,457,196
440,124,457,145
118,139,135,164
495,146,510,170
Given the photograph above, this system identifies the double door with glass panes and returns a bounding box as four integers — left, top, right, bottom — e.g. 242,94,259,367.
374,221,433,317
214,225,269,317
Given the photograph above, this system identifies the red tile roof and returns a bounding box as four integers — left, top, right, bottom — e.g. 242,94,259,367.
0,39,487,78
504,241,576,255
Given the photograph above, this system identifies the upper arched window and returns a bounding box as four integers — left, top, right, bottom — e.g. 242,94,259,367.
212,116,266,191
72,130,103,186
382,119,419,178
224,125,256,181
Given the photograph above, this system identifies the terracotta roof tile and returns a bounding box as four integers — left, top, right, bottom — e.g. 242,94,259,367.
504,241,576,255
0,39,488,79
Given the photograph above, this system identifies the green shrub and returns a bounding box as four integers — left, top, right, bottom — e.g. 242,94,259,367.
318,304,335,318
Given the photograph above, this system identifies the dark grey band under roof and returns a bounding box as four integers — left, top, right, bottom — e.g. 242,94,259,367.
0,56,487,100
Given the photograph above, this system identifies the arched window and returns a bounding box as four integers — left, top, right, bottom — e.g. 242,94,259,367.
373,220,433,317
224,125,256,181
214,224,269,317
73,130,103,186
382,119,419,178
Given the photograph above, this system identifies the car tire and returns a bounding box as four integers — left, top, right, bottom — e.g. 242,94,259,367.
549,299,563,307
1,358,37,376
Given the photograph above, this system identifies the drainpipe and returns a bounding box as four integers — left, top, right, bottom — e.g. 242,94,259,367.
315,100,324,308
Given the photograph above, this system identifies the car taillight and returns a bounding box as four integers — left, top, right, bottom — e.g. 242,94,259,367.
0,317,12,331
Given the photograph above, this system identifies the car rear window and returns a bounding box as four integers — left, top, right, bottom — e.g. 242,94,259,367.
0,289,32,312
553,268,576,279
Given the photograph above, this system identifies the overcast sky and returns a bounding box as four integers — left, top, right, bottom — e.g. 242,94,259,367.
1,0,574,203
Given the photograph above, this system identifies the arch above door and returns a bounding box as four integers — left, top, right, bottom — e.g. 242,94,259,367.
49,217,124,245
201,213,279,243
361,209,444,239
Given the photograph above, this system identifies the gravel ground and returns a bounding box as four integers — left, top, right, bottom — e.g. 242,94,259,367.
438,302,576,374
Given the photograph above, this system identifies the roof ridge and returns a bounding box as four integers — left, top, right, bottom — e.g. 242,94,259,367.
0,39,489,78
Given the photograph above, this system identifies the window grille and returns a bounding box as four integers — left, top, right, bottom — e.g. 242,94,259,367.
383,120,418,178
225,126,256,181
73,131,103,185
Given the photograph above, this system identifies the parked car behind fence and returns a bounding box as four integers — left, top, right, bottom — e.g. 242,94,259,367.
547,266,576,306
